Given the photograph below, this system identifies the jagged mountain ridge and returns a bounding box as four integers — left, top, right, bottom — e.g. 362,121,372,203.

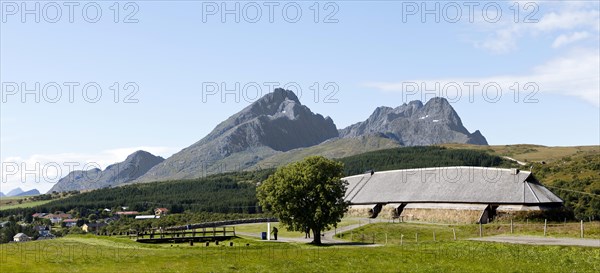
47,150,164,193
339,98,488,145
52,89,488,189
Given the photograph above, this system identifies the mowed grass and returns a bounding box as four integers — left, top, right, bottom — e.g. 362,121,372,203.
336,222,600,244
231,218,362,238
1,232,598,273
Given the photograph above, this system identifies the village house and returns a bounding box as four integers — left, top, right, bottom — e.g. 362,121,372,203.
13,233,31,242
0,221,9,228
154,208,169,216
63,219,79,227
82,222,107,233
32,213,47,218
42,212,73,224
34,225,52,237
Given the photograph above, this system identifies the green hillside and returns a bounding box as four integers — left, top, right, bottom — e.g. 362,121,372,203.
254,135,400,169
338,146,513,175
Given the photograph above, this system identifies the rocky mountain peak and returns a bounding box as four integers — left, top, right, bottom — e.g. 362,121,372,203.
134,89,339,183
339,97,487,146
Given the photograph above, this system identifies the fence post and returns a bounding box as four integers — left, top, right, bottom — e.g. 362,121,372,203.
385,233,388,245
433,231,436,242
510,219,513,234
544,219,547,236
452,228,456,240
415,232,418,243
400,234,404,246
581,220,584,238
479,222,483,237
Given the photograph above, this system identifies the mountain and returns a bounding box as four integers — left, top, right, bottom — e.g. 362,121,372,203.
339,97,488,146
0,192,4,197
133,88,339,183
6,188,24,197
48,150,164,192
15,189,40,196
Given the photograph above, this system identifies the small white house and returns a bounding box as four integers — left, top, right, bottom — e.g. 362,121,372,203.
13,233,31,242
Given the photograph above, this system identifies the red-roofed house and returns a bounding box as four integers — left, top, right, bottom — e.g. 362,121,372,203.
154,208,169,216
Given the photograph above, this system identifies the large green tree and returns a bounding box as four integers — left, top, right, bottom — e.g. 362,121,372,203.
257,156,349,245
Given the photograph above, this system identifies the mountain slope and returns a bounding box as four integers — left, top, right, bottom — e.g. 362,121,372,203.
48,150,164,192
15,189,40,196
6,188,24,197
253,135,401,169
134,88,339,183
339,98,487,145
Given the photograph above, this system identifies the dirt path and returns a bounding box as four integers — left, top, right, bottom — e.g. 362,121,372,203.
232,218,386,246
470,235,600,247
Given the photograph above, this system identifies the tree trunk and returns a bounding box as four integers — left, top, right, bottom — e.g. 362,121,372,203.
312,229,321,245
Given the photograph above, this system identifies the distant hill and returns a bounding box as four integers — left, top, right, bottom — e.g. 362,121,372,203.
6,188,24,197
3,188,40,197
15,189,40,196
48,150,164,193
0,192,4,197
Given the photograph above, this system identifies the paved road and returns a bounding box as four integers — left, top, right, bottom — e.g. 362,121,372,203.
470,235,600,247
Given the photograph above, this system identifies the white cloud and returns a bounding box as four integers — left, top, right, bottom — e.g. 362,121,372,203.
0,146,178,194
552,31,590,48
533,10,599,32
474,2,599,53
364,48,600,107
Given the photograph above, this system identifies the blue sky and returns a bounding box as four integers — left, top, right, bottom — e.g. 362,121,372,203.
1,0,599,193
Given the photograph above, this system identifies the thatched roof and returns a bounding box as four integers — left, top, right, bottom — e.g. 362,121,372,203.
343,167,563,205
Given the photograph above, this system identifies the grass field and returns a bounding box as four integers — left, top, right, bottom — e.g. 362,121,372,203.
1,230,598,273
335,222,600,243
231,218,362,238
0,196,55,211
0,199,54,210
442,144,599,163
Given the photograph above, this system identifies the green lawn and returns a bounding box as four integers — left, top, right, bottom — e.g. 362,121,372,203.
231,218,363,238
1,229,598,272
336,222,600,244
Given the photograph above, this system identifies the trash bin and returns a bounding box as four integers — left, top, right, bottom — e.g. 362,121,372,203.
261,232,267,240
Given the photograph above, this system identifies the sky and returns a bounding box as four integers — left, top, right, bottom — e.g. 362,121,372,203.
1,0,599,193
